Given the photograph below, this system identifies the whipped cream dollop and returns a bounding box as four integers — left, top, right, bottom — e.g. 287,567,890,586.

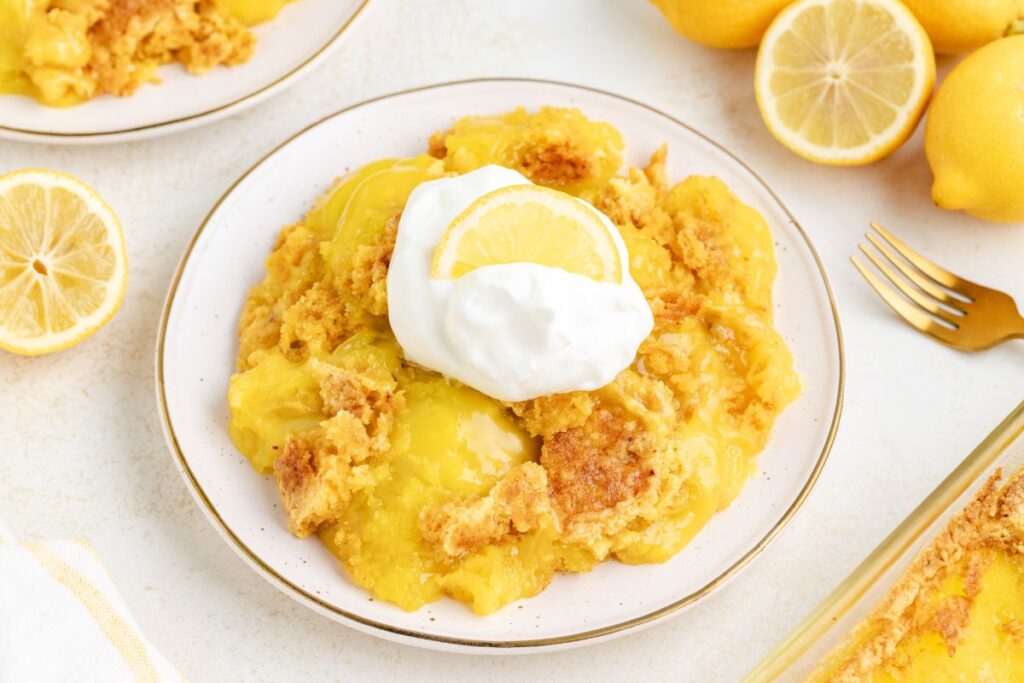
387,165,653,402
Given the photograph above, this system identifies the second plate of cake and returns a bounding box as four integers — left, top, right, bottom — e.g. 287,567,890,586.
0,0,370,144
158,78,844,652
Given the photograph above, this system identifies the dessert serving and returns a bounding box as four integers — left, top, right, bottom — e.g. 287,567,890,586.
0,0,293,106
227,106,801,615
810,466,1024,681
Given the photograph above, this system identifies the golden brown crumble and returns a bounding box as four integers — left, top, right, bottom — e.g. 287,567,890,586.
506,392,596,439
648,290,703,327
541,409,656,525
252,145,791,555
815,468,1024,681
24,0,255,103
420,463,552,558
518,137,599,189
312,359,403,454
278,281,352,363
238,225,325,370
427,131,447,160
273,358,402,537
333,214,399,318
230,108,800,614
273,420,353,538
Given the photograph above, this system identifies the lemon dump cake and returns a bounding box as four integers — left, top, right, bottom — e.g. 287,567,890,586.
811,466,1024,682
228,107,800,614
0,0,292,106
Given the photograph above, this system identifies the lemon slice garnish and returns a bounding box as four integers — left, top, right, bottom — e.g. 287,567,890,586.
431,185,622,284
0,169,127,355
755,0,935,166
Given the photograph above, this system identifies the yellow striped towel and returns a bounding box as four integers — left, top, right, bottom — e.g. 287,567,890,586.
0,523,182,682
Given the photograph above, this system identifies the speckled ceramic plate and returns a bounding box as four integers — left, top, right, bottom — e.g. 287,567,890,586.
0,0,369,145
157,79,844,653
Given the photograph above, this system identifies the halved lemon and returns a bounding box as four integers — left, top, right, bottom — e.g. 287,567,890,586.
0,169,127,355
755,0,936,166
431,185,622,284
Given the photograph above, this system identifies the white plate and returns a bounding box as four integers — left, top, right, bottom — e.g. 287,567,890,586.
157,79,845,653
0,0,369,144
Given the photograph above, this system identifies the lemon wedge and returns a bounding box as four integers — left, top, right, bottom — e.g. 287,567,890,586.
0,169,127,355
755,0,935,166
431,185,622,283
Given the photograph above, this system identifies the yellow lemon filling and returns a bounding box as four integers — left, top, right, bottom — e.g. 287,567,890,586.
873,552,1024,682
0,0,289,106
813,468,1024,682
228,107,800,614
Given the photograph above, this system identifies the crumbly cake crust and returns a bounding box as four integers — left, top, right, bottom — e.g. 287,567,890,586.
229,108,801,612
815,467,1024,682
22,0,254,103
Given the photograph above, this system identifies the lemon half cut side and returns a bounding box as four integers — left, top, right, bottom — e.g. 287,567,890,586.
755,0,936,166
0,169,127,355
431,184,622,284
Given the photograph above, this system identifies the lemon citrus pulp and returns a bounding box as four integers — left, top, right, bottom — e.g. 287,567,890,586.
0,169,126,356
755,0,935,165
431,184,623,283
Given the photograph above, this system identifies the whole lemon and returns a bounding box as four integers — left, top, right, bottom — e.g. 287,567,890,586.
900,0,1024,54
650,0,794,49
926,35,1024,224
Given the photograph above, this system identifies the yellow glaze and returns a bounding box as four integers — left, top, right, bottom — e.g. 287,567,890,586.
0,0,285,106
229,108,799,614
323,370,543,613
872,552,1024,682
818,552,1024,683
217,0,291,26
314,155,444,260
229,349,325,473
431,106,624,195
813,468,1024,682
0,0,35,99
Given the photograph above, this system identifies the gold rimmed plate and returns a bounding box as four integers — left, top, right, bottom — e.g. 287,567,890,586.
157,79,845,653
0,0,370,145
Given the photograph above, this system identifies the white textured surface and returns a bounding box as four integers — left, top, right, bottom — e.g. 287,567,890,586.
1,1,1022,681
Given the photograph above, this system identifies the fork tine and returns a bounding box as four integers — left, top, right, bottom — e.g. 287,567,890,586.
864,234,969,308
858,244,964,324
870,222,976,299
852,256,965,349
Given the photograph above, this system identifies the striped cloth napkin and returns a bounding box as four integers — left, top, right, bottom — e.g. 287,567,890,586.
0,520,181,682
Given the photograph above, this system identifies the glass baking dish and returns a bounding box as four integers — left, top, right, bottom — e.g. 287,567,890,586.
746,399,1024,682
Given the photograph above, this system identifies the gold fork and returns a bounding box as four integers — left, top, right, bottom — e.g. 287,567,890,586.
852,222,1024,351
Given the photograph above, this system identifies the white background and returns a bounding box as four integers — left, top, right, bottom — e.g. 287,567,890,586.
2,1,1023,681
